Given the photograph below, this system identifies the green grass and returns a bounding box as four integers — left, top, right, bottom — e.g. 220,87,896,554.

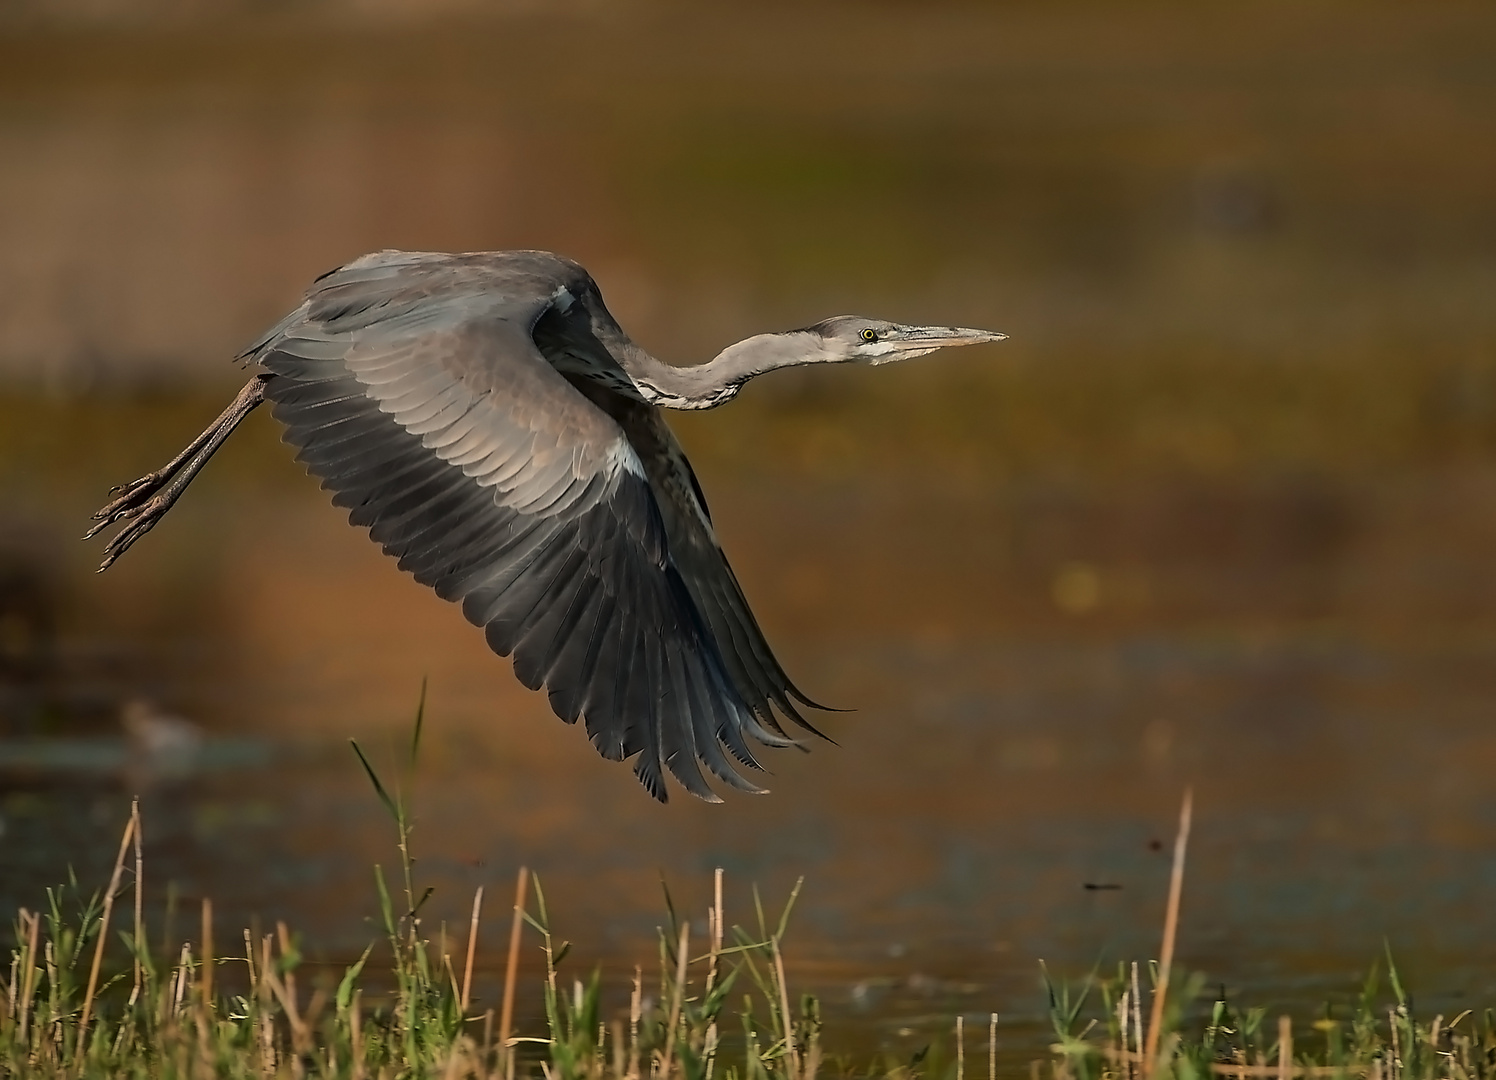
2,717,1493,1079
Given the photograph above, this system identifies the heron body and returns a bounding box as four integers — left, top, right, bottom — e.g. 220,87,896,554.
90,250,1004,802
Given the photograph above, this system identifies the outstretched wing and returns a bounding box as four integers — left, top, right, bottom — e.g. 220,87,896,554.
243,251,790,801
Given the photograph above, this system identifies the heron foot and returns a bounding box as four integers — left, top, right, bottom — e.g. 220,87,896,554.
85,470,172,540
92,488,176,572
88,466,184,571
85,374,269,571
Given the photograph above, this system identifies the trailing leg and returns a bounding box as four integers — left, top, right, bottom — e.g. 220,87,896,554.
88,374,271,571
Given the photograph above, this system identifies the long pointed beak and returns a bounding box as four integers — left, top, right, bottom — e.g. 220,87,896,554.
870,324,1006,364
900,325,1008,348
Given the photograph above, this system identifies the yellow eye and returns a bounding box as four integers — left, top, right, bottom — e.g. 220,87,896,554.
861,328,878,342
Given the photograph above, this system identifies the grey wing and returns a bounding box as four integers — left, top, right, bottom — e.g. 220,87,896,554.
245,254,787,801
612,402,837,741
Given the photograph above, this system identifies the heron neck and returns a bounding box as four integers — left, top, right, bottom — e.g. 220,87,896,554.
625,331,827,410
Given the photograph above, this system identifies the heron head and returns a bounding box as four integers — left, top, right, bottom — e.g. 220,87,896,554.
811,316,1007,366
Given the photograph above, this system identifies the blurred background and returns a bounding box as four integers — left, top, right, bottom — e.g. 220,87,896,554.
2,0,1495,1061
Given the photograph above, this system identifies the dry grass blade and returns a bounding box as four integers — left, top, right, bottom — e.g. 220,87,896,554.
628,965,642,1080
657,922,690,1080
989,1013,998,1080
258,935,276,1072
704,867,725,1080
462,885,484,1014
499,865,529,1077
201,897,214,1005
708,867,724,993
443,949,462,1007
262,962,309,1049
773,933,800,1080
351,989,365,1080
1131,962,1143,1078
1144,787,1193,1076
276,919,298,1018
76,809,136,1061
18,909,40,1044
130,799,143,1009
172,942,192,1014
242,928,257,990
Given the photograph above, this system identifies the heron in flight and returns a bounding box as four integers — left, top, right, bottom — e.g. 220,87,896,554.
89,250,1004,801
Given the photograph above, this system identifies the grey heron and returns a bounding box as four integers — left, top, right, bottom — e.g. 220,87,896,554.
88,250,1005,802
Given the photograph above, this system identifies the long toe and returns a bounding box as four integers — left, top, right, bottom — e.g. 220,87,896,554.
83,510,129,539
89,478,164,533
84,500,144,539
96,496,168,570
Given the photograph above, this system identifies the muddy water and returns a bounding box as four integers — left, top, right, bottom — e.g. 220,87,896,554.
3,2,1496,1064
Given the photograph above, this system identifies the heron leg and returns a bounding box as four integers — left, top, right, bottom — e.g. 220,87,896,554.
87,374,270,571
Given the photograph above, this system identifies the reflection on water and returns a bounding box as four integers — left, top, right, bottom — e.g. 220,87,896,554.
2,0,1496,1065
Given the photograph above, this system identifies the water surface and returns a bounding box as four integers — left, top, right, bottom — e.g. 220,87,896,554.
2,2,1496,1063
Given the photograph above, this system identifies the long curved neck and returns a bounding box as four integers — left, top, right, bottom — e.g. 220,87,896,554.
622,330,829,410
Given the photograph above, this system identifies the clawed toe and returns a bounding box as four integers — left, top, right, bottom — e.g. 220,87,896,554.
87,472,169,538
83,506,128,541
95,495,168,572
106,474,155,497
89,473,175,566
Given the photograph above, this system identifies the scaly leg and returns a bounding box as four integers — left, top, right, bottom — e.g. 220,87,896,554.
87,374,271,571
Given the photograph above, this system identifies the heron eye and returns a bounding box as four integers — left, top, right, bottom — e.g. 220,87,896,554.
861,328,878,342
